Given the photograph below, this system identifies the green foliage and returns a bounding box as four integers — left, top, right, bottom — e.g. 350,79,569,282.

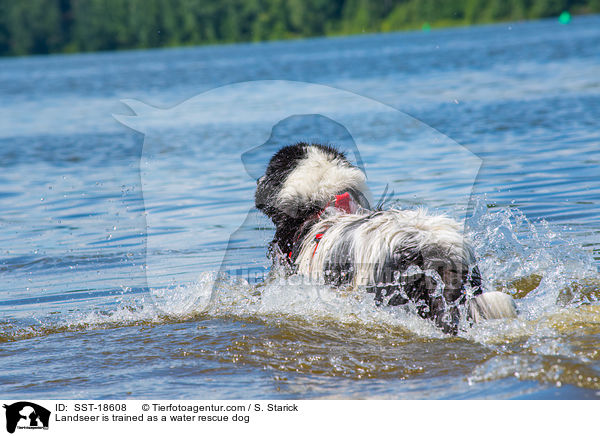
0,0,599,56
4,0,65,55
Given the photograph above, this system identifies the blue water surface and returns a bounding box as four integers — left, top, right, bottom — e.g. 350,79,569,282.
1,16,599,399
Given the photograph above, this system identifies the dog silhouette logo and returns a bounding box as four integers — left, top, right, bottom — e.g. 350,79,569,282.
113,80,482,297
3,402,50,433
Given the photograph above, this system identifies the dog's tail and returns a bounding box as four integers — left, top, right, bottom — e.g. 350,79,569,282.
468,291,517,323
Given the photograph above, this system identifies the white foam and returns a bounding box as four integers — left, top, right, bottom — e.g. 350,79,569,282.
31,202,598,347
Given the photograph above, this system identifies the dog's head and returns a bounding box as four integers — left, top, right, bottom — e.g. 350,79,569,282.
255,143,373,226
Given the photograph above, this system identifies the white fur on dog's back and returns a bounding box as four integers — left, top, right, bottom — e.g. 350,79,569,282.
277,146,373,214
295,208,471,286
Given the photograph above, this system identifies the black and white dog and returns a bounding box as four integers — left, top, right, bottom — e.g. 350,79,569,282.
255,142,516,334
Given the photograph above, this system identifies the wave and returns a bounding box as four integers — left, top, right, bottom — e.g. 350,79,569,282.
3,201,598,345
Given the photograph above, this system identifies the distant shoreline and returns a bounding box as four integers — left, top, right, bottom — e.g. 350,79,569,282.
0,1,597,59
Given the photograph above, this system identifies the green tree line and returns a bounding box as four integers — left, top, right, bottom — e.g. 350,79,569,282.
0,0,598,56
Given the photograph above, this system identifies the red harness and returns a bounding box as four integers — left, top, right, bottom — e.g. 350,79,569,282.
288,192,357,260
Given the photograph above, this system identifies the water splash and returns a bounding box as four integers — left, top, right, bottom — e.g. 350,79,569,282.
466,198,599,319
461,198,600,389
4,199,598,343
2,200,599,389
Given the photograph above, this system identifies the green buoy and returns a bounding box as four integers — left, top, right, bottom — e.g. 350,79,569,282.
422,22,431,32
558,11,571,25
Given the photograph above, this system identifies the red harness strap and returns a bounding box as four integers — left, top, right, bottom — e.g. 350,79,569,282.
312,233,324,256
289,192,357,260
289,232,323,259
333,192,354,214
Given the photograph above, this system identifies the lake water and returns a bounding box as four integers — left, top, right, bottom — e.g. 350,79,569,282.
1,15,599,399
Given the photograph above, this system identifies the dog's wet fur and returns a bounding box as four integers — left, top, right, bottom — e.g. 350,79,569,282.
256,142,516,334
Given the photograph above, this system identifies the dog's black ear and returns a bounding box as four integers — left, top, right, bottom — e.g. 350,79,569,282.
254,177,270,212
255,175,289,219
254,143,310,216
